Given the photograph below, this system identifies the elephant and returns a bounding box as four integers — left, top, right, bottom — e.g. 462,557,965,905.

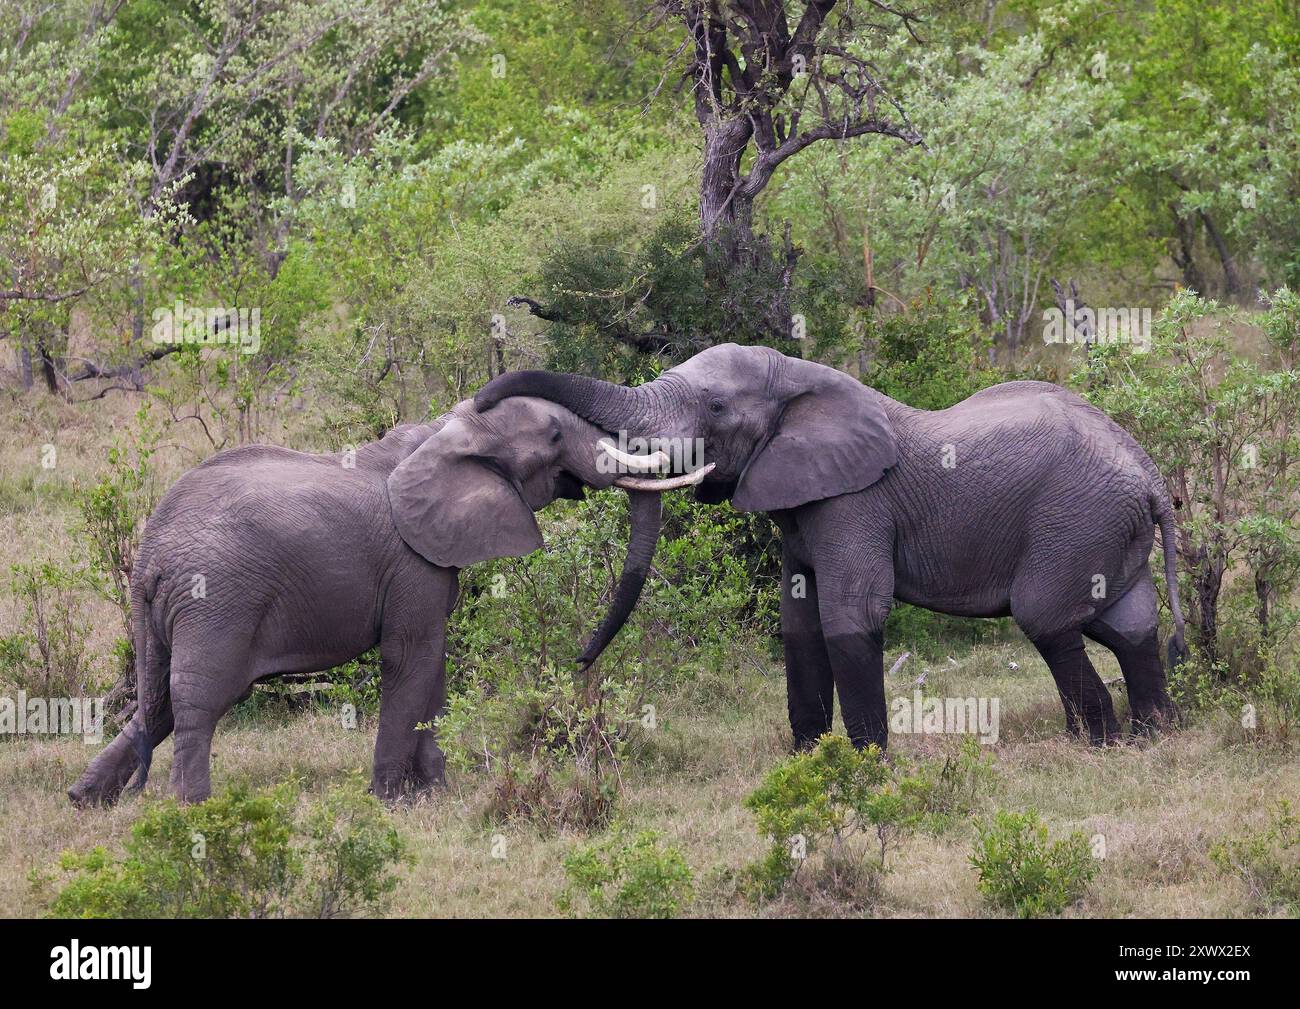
474,343,1188,752
68,396,708,806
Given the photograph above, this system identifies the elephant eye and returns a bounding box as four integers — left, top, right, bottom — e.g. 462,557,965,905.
550,428,562,444
708,398,725,415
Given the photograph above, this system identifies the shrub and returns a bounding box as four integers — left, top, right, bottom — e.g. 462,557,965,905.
863,294,999,411
48,777,407,919
969,809,1097,918
558,830,694,919
1210,801,1300,916
440,489,774,828
742,735,935,901
0,561,99,698
920,735,998,830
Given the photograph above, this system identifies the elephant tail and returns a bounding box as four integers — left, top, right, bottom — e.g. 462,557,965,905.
127,569,167,793
1152,493,1188,668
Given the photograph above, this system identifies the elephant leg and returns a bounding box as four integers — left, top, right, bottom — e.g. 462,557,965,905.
1030,631,1121,744
816,564,893,751
781,551,834,750
1084,572,1178,733
409,647,448,790
373,571,452,800
68,708,175,807
372,630,442,799
169,654,249,804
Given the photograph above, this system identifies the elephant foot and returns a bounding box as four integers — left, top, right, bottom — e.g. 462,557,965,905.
1066,710,1122,746
68,775,125,808
1129,699,1181,737
371,769,444,805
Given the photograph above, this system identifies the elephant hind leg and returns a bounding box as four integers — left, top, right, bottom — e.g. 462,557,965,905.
69,637,174,807
68,707,175,807
168,647,252,803
1029,630,1121,745
1084,572,1178,733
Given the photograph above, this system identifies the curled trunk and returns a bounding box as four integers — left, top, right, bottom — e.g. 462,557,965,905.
475,371,655,439
577,489,662,670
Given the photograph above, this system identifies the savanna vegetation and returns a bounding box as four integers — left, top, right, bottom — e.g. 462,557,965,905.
2,0,1299,918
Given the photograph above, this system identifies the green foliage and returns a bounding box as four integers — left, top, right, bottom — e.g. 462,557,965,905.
558,830,694,919
533,213,856,368
75,405,160,652
864,294,999,410
921,735,999,830
1081,290,1300,672
0,561,98,698
969,809,1096,918
439,489,775,828
743,735,937,901
1210,801,1300,917
48,777,407,919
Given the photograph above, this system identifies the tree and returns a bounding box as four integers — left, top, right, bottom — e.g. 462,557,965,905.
1082,290,1300,662
0,1,184,392
655,0,930,339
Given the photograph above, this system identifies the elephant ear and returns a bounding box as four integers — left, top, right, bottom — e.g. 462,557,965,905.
387,417,542,568
732,357,897,513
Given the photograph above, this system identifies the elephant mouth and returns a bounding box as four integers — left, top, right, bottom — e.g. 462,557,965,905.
695,477,736,504
553,470,586,501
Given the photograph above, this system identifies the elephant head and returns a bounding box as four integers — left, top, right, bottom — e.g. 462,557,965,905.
472,344,896,514
389,396,709,667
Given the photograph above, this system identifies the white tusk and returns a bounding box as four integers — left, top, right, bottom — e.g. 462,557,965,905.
598,438,670,474
614,462,715,492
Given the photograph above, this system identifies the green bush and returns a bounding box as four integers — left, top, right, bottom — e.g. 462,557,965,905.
0,560,99,698
969,809,1097,918
863,294,999,411
558,830,694,919
439,489,775,828
47,777,407,919
1210,801,1300,916
742,735,937,901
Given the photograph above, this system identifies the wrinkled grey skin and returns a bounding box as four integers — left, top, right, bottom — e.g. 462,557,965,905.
475,344,1187,750
68,397,660,806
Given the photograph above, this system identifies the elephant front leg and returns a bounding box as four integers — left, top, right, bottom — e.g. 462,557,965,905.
817,570,893,751
781,552,834,750
410,649,448,790
372,633,443,800
822,622,890,750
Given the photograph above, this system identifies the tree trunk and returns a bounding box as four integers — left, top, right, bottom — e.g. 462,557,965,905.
35,326,60,394
1198,209,1242,300
1255,569,1273,642
1170,207,1205,295
1192,549,1224,663
700,119,754,241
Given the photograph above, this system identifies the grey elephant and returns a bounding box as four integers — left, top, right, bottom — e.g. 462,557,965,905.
474,344,1187,751
68,397,706,806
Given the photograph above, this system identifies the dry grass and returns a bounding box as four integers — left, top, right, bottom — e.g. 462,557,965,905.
3,651,1297,918
1,387,1297,918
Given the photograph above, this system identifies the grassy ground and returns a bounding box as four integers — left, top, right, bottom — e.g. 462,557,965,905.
2,388,1297,918
3,639,1296,918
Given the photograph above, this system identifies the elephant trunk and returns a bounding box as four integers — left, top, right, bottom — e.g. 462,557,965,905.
576,489,662,670
475,371,669,447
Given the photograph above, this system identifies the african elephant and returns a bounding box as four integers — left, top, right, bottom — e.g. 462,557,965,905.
68,397,706,806
474,344,1187,751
